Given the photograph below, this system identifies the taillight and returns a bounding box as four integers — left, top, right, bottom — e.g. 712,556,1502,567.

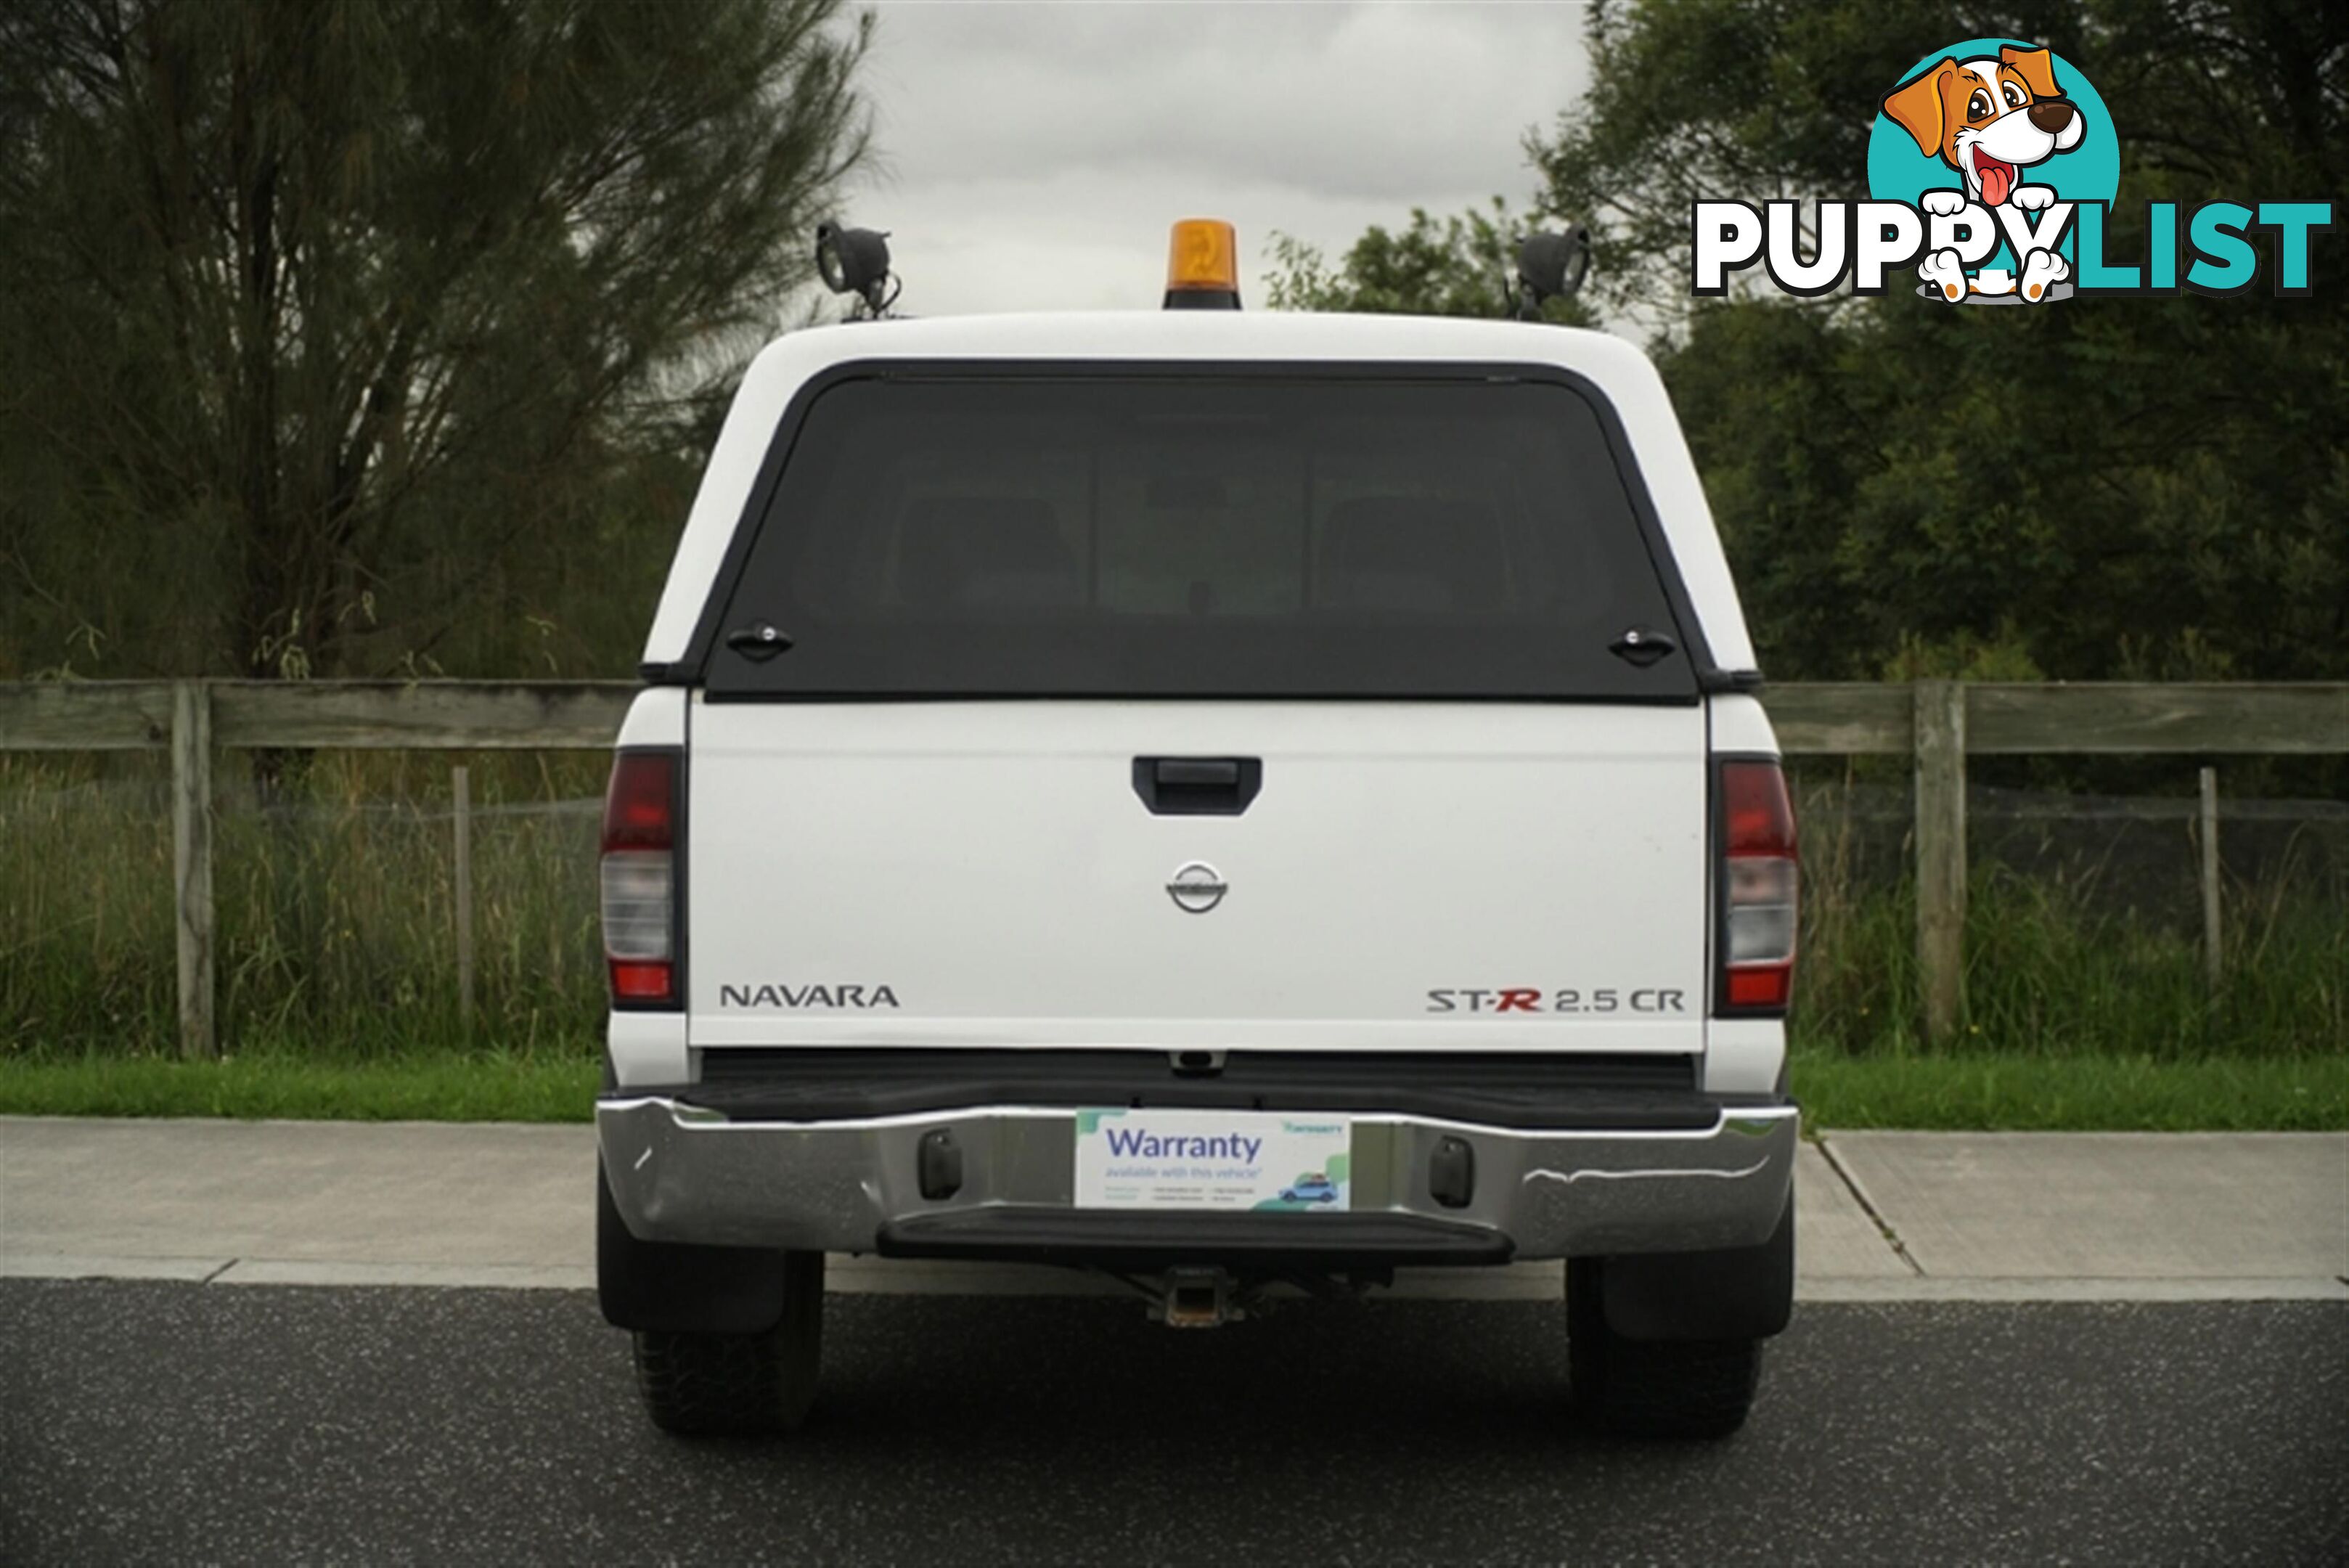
602,750,679,1008
1717,758,1797,1015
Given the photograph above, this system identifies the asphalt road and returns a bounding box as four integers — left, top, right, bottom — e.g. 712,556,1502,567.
2,1281,2344,1566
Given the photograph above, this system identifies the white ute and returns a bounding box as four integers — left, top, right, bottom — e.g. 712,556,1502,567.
596,223,1800,1439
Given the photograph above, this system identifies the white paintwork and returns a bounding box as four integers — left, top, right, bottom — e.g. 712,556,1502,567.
1706,693,1779,755
613,685,685,748
608,1010,687,1090
639,312,1757,672
686,699,1709,1053
1703,1018,1786,1094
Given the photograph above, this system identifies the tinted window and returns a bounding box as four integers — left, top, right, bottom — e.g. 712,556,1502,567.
706,373,1691,698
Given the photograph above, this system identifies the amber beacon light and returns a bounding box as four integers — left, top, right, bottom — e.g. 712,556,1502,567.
1163,219,1241,310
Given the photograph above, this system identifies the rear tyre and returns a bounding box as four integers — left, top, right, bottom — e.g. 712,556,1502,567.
632,1249,825,1435
1567,1257,1761,1440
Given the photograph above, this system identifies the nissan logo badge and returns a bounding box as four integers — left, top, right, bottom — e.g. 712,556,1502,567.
1165,862,1228,915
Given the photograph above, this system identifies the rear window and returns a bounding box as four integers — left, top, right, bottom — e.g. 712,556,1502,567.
704,371,1694,699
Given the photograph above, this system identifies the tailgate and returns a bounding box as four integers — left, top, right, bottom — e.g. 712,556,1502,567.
686,699,1707,1055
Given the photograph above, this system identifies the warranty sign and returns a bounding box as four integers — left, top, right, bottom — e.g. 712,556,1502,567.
1074,1108,1353,1212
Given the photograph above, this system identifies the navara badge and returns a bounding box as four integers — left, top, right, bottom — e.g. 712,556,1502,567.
1165,862,1228,915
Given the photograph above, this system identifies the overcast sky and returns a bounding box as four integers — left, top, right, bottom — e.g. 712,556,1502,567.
845,2,1593,316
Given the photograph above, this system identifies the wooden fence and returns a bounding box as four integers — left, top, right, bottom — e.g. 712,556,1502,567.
6,679,2347,1059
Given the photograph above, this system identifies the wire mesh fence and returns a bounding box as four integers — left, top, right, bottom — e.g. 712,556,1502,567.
2,754,606,1058
1787,764,2346,1057
1788,767,2349,923
5,750,2342,1061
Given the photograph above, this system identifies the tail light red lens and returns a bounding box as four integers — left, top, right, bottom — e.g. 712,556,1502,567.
1717,759,1797,1014
601,751,679,1008
603,752,676,852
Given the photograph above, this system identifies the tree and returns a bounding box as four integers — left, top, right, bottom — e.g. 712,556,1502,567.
1264,200,1593,325
1265,1,2349,683
0,0,871,682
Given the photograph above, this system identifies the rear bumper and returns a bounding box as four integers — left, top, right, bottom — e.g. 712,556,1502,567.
595,1094,1799,1265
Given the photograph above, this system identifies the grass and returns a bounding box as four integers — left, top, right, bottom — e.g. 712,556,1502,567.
1787,776,2349,1060
1,750,607,1060
0,1048,598,1122
1789,1048,2349,1132
2,752,2343,1130
2,1045,2340,1131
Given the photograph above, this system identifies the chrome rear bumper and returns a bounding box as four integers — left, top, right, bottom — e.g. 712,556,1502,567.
597,1095,1798,1263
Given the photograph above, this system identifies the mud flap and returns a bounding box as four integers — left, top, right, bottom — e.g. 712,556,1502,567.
1599,1187,1795,1342
596,1158,791,1334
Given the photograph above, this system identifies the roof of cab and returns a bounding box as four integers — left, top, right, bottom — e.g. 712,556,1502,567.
640,311,1755,674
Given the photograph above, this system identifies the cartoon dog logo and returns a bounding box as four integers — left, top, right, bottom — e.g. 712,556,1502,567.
1881,46,2085,302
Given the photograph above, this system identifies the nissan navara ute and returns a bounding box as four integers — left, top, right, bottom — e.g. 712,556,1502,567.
596,224,1800,1440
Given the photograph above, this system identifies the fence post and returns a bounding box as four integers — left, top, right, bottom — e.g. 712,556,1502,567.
170,679,216,1059
452,764,475,1034
2198,765,2223,992
1913,679,1966,1044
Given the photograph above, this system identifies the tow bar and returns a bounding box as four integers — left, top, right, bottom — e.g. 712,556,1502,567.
1151,1267,1240,1328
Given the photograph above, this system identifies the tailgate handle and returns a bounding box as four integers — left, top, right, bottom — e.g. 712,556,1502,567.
1133,756,1262,816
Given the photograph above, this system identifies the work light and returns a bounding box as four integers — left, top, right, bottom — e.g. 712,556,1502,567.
815,221,895,313
1515,226,1590,317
